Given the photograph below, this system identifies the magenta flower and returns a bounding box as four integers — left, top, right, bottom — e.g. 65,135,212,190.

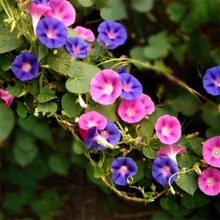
11,52,39,81
111,157,137,186
155,115,181,145
119,73,143,100
157,145,186,163
203,66,220,96
138,93,155,115
65,37,89,58
78,111,107,130
202,136,220,168
74,26,95,42
97,21,127,50
198,168,220,196
152,156,179,186
86,121,121,150
44,0,76,27
27,1,51,33
90,69,122,105
36,17,68,49
0,89,14,107
117,99,145,123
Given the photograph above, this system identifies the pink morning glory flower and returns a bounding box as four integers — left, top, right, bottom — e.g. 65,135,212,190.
138,93,155,115
157,145,186,163
117,99,145,123
90,69,122,105
152,156,179,186
203,66,220,96
74,26,95,42
155,115,181,145
27,1,51,33
111,157,137,186
11,52,40,81
202,136,220,168
198,168,220,196
0,89,14,107
44,0,76,27
78,111,107,130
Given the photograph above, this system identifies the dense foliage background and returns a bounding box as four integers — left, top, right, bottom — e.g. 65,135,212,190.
0,0,220,219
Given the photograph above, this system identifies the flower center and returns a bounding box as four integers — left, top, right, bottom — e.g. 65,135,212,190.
46,29,57,39
213,147,220,157
123,84,132,92
162,165,170,175
107,31,116,39
214,78,220,87
119,165,128,175
104,84,113,94
22,63,32,72
206,177,214,186
100,130,109,139
72,47,81,54
126,109,134,117
161,126,170,136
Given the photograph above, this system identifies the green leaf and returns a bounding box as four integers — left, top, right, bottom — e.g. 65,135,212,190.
175,171,198,196
132,160,145,183
94,164,104,178
185,137,204,156
61,93,81,118
142,145,157,159
36,102,58,117
47,48,71,75
130,46,148,68
37,87,57,103
31,190,61,217
6,81,23,97
3,193,23,214
13,144,38,167
0,103,15,143
166,2,186,22
178,151,200,168
48,154,70,175
66,61,100,94
35,41,48,61
16,102,28,118
0,14,22,53
206,127,220,139
32,119,52,141
77,0,94,7
131,0,154,13
72,140,85,154
18,115,38,133
100,0,127,21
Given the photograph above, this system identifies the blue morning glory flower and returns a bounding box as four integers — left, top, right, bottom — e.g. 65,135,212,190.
97,21,127,50
36,17,68,49
117,67,128,75
111,157,137,186
32,0,49,4
86,121,121,151
120,73,143,100
203,66,220,96
11,52,39,81
65,37,89,58
152,156,179,186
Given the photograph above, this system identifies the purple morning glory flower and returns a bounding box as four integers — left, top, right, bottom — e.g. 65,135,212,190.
117,67,128,74
36,17,68,49
120,73,143,100
86,121,121,151
111,157,137,186
33,0,50,4
97,21,127,50
152,156,179,186
203,66,220,96
11,52,39,81
65,37,89,58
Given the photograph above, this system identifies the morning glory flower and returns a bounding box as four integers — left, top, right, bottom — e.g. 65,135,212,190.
44,0,76,27
33,0,50,3
78,111,107,130
0,89,14,107
152,156,179,186
36,17,68,49
155,115,181,145
117,99,145,123
90,69,122,105
65,37,89,58
117,67,128,74
157,145,186,163
74,26,95,42
97,21,127,50
119,73,143,100
111,157,137,186
138,93,155,115
202,136,220,168
203,66,220,96
86,121,121,151
198,168,220,196
11,52,39,81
